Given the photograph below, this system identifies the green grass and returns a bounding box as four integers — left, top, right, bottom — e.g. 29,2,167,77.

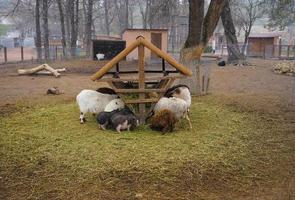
0,97,294,199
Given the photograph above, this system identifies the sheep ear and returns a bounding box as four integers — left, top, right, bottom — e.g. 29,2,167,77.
175,88,181,94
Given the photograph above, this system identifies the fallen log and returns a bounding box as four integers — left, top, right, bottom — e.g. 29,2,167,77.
35,68,67,75
17,64,65,77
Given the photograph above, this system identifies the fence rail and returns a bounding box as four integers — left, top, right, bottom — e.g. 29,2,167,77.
1,44,294,65
0,46,87,64
215,44,295,60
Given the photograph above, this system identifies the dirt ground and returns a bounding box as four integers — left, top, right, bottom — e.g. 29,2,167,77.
0,58,294,115
0,58,294,199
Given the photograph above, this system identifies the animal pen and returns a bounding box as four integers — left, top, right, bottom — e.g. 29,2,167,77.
91,36,192,123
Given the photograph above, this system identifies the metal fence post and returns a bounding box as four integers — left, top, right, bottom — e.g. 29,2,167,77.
55,46,58,60
21,46,24,62
4,47,7,63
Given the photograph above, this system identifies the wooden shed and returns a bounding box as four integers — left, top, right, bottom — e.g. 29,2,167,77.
248,32,281,57
122,29,168,61
91,39,126,60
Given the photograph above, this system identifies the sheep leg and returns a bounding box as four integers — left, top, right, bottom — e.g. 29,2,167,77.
80,112,85,124
127,124,131,131
162,126,169,134
116,125,122,133
185,114,193,129
100,122,108,130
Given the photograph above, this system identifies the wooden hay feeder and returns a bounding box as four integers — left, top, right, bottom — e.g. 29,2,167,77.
91,36,192,124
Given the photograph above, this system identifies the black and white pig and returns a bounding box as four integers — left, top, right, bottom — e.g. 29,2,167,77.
97,107,139,133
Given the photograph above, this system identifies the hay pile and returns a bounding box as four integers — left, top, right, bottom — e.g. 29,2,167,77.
273,61,295,76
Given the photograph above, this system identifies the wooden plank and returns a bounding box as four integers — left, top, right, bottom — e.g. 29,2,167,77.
139,37,192,76
138,44,145,123
125,98,159,104
114,88,166,93
21,46,24,62
96,75,186,82
4,47,7,63
91,39,141,80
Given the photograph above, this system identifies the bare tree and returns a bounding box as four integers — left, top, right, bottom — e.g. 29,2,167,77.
221,0,246,65
180,0,226,95
232,0,265,54
57,0,67,57
102,0,117,35
265,0,295,29
35,0,42,60
68,0,79,57
85,0,94,56
113,0,129,35
42,0,50,60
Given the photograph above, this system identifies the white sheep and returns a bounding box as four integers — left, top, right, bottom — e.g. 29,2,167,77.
104,98,125,112
153,97,192,129
164,84,191,108
76,89,120,123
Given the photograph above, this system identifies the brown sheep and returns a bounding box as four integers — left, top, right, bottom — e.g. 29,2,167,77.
149,109,177,134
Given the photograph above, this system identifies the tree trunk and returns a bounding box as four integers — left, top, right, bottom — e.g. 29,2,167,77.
65,0,71,54
125,0,129,30
180,0,225,95
221,0,244,64
241,29,251,56
57,0,67,57
42,0,50,60
130,5,134,28
70,0,79,57
103,0,110,36
183,0,204,49
35,0,42,61
85,0,94,57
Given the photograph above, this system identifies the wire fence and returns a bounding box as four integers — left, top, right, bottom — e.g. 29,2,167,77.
0,43,294,65
0,46,87,64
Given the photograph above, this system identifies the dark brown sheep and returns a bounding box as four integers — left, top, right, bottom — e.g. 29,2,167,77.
149,109,177,134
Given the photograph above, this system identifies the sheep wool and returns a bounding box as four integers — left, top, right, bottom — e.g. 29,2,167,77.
164,85,191,107
104,99,125,112
154,97,188,120
149,109,177,133
76,89,119,123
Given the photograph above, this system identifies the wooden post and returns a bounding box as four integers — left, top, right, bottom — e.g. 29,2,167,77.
138,44,145,124
4,47,7,63
202,75,205,92
287,45,290,58
278,38,282,59
55,46,58,60
263,44,266,59
206,78,210,94
21,46,24,62
162,58,166,72
116,63,119,73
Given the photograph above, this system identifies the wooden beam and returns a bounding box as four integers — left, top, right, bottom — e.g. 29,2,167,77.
125,98,159,104
139,37,192,76
138,44,145,123
91,39,141,80
4,47,7,63
95,75,186,82
21,46,24,62
114,88,166,93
